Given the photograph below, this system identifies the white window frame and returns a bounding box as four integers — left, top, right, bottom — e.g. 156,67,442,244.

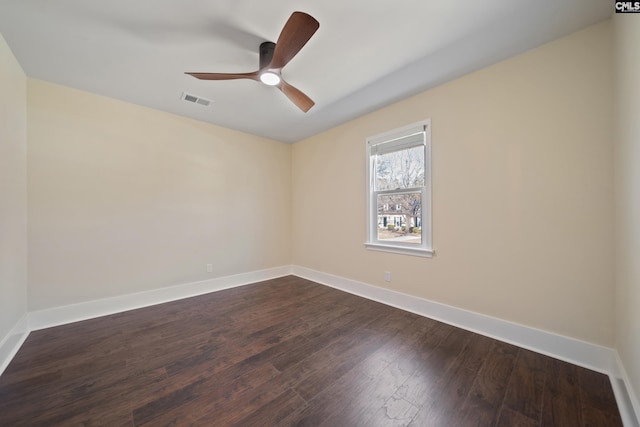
365,119,433,257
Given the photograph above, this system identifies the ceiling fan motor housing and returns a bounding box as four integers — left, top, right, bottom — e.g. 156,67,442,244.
259,42,276,70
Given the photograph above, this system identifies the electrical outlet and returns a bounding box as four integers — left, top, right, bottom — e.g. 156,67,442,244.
384,271,391,282
206,263,213,273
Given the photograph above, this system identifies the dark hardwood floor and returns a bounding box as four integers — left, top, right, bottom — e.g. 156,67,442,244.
0,276,622,426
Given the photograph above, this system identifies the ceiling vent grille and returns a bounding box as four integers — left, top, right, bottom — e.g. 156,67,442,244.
181,92,212,107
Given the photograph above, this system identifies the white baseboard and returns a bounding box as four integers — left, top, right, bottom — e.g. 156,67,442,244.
291,265,639,426
0,314,30,376
29,265,293,331
614,353,640,427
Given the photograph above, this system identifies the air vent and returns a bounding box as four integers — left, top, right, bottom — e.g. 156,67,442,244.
181,92,212,107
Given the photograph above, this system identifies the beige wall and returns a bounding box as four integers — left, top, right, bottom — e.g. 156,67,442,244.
27,79,291,310
0,34,28,340
293,22,614,346
613,14,640,412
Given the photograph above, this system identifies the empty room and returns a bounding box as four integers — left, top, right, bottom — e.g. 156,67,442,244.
1,1,639,426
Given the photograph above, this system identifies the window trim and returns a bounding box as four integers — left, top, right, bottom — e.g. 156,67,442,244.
365,119,433,258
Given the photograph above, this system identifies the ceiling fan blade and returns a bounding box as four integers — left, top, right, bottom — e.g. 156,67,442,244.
185,71,259,81
278,79,315,112
270,12,319,69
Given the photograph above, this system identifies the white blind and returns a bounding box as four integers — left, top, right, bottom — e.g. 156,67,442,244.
368,124,426,156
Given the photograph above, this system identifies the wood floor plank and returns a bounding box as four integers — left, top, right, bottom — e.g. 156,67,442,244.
578,367,624,426
0,276,623,426
135,362,279,426
457,340,519,426
286,321,452,427
12,366,167,427
293,309,419,401
367,395,420,426
396,324,470,407
497,407,539,427
501,348,550,422
541,358,584,426
407,333,493,426
316,319,445,427
225,314,420,426
270,305,375,372
190,304,391,425
229,388,308,427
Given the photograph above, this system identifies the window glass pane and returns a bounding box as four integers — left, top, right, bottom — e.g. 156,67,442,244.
376,193,422,245
374,145,424,191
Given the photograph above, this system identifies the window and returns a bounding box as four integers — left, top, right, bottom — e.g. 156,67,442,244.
366,119,432,257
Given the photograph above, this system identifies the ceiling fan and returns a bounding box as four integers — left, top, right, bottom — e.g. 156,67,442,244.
186,11,319,112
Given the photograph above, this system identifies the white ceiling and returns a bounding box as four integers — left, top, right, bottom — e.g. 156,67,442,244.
0,0,611,143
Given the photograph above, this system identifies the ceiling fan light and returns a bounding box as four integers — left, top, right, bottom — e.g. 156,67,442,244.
260,72,281,86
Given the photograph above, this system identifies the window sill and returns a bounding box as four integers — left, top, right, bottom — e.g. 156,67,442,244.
364,243,434,258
